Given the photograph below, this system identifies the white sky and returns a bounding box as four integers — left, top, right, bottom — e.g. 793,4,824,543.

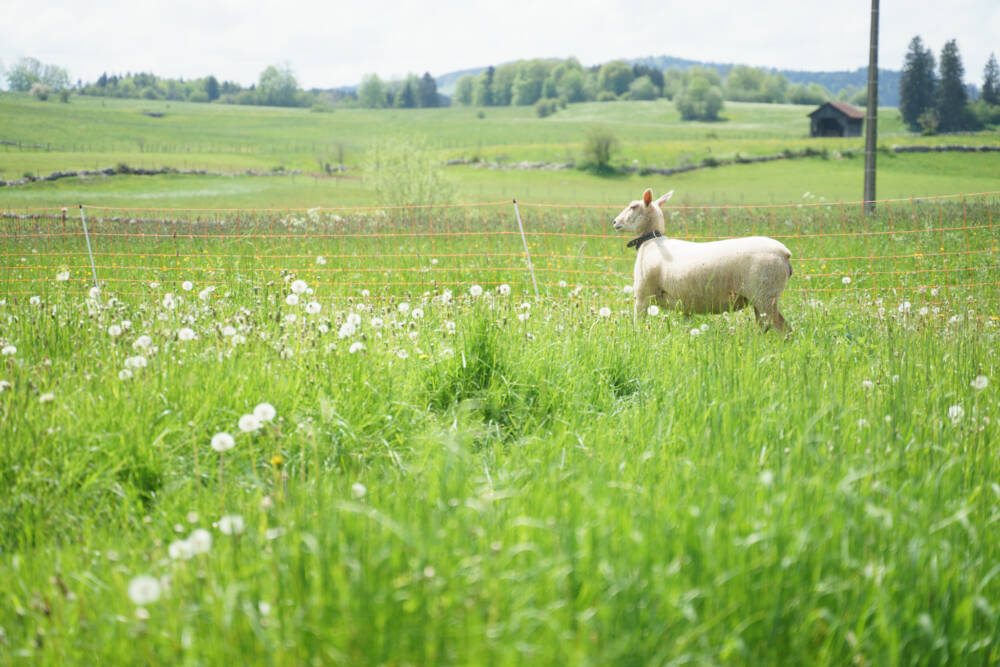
2,0,998,89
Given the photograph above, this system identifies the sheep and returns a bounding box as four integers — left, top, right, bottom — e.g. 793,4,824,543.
612,189,793,332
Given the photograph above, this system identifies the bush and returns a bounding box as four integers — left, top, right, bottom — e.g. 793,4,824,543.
58,89,70,103
596,91,617,102
310,102,336,113
362,135,457,208
917,109,939,135
534,98,559,118
676,76,724,121
581,127,619,171
29,82,52,101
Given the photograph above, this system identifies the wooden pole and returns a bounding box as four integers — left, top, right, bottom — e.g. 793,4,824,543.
863,0,879,215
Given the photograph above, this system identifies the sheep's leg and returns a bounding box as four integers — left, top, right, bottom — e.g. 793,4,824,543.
753,297,791,334
633,284,656,322
752,306,772,332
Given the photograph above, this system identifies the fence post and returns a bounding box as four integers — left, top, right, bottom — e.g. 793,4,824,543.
78,205,101,305
512,199,540,300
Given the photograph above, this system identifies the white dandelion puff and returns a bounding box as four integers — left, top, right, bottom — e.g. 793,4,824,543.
285,293,299,306
168,539,194,561
218,515,245,536
498,284,511,296
56,270,70,281
118,369,133,381
349,341,365,354
351,482,367,499
971,375,988,391
124,355,148,369
948,405,965,424
181,281,194,291
29,296,41,306
397,302,411,314
238,414,261,433
291,279,308,295
623,285,634,294
411,307,424,320
2,345,16,356
316,256,327,265
469,285,483,297
253,402,276,422
133,335,152,350
211,432,235,452
39,392,55,403
188,529,212,554
598,307,611,318
178,327,197,342
127,575,162,605
646,304,660,316
305,301,321,315
221,325,236,337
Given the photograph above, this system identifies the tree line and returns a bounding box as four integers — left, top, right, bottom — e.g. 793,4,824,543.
899,37,999,133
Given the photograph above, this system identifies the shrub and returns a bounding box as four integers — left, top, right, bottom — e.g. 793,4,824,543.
362,135,456,208
310,102,336,113
581,127,619,172
29,82,52,100
58,89,70,103
596,91,617,102
534,98,559,118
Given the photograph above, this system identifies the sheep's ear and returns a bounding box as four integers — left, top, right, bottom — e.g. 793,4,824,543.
643,189,652,206
654,190,674,207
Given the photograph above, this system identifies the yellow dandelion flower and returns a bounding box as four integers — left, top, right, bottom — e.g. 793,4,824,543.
270,455,284,467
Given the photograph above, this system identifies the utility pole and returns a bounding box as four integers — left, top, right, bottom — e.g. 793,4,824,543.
863,0,879,215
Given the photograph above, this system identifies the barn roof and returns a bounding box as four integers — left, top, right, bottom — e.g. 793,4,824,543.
807,101,865,119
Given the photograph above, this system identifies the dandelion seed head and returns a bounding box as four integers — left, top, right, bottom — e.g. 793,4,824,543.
291,279,308,295
948,405,965,424
305,301,321,315
349,341,365,354
498,284,511,296
178,327,197,342
285,293,299,306
181,281,194,291
971,375,988,391
56,270,70,281
127,575,162,605
469,285,483,297
238,414,261,433
647,304,660,316
351,482,367,499
598,307,611,318
1,345,16,356
842,276,852,285
253,402,276,422
188,529,212,554
211,432,235,452
218,515,245,536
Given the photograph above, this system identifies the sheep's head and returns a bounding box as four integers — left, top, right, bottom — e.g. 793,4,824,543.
612,189,674,234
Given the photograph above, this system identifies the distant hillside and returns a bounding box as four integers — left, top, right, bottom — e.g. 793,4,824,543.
436,54,902,107
631,55,901,107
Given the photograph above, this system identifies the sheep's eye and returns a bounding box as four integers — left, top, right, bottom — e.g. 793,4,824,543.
630,204,639,210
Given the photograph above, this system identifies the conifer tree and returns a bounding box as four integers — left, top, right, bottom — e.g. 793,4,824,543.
899,36,936,129
937,39,968,131
982,53,999,105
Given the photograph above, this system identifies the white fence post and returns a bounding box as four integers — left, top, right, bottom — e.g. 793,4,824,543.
512,199,539,300
78,205,101,305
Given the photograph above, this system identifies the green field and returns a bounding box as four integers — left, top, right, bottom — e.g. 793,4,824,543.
2,92,1000,664
2,93,999,208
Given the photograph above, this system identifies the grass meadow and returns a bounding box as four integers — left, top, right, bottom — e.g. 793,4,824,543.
2,92,1000,664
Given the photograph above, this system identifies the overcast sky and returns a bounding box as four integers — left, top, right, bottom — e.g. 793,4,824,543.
2,0,998,89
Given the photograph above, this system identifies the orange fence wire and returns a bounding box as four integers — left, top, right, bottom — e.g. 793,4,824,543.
1,194,999,308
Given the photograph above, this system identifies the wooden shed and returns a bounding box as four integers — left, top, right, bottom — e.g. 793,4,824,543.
808,101,864,137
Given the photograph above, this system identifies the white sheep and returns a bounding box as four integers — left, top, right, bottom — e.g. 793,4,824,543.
613,189,793,332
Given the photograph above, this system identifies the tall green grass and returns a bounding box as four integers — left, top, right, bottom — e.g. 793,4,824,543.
1,201,998,663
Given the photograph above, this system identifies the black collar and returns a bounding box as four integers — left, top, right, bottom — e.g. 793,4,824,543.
626,230,663,251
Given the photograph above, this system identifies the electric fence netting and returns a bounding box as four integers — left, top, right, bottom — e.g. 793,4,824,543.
2,193,999,313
